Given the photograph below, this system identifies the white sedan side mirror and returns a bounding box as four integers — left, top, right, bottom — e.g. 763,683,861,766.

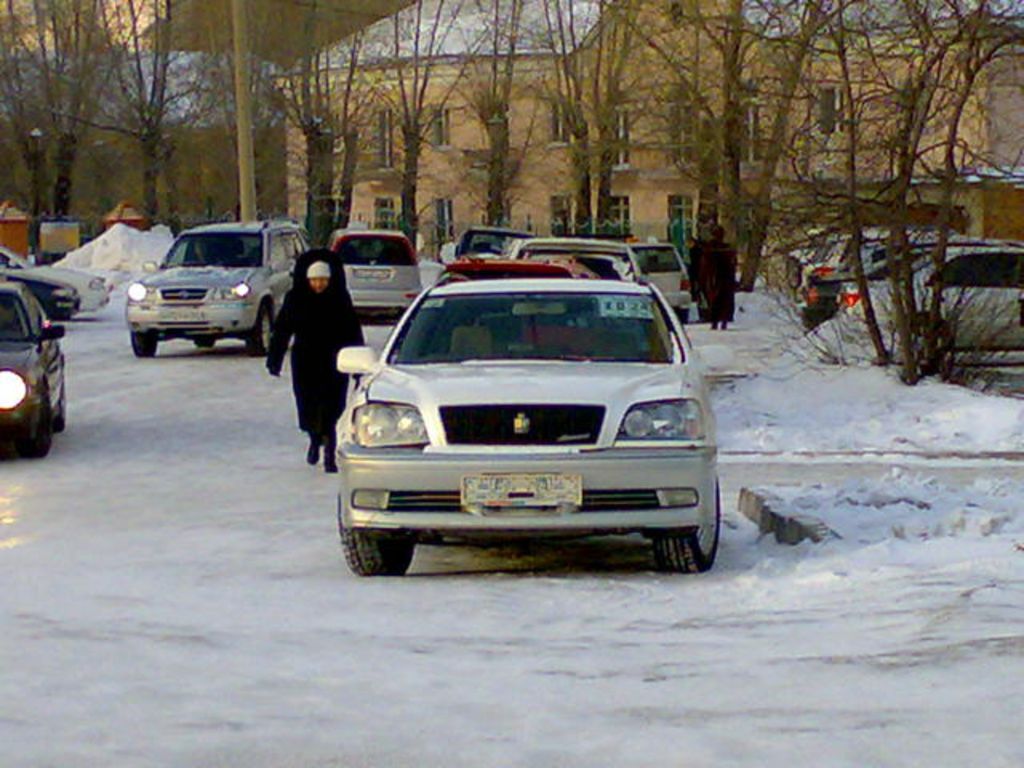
337,346,379,374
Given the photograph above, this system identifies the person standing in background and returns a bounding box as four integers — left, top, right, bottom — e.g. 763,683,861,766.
696,224,738,330
266,249,364,473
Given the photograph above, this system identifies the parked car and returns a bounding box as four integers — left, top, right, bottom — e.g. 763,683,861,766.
0,244,111,314
507,237,642,281
442,226,533,262
438,257,600,284
0,280,66,458
125,220,306,357
840,240,1024,353
630,241,694,322
329,229,422,321
333,278,722,577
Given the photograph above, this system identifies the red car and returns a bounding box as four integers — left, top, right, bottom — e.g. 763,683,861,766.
439,257,599,284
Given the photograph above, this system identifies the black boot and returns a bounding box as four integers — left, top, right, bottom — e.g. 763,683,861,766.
323,433,338,474
306,434,321,466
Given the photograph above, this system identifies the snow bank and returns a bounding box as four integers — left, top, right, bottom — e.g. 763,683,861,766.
756,471,1023,555
56,223,174,274
714,357,1024,454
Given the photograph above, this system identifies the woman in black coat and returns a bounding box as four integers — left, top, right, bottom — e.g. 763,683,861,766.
266,248,364,473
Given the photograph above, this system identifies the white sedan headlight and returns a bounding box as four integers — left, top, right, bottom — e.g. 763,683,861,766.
617,399,705,441
0,370,28,410
127,282,149,302
354,403,429,448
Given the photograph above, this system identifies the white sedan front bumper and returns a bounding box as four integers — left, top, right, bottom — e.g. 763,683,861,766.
339,445,718,540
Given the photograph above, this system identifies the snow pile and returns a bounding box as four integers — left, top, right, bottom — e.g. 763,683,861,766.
756,472,1023,552
57,223,174,274
714,360,1024,454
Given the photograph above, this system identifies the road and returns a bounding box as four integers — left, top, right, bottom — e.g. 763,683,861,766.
2,296,1021,768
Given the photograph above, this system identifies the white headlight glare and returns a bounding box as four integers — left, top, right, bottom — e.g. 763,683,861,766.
0,370,28,410
354,403,429,447
233,282,251,298
127,282,148,302
618,399,704,441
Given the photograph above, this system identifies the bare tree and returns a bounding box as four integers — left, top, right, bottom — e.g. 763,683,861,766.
0,0,106,217
275,17,367,245
463,0,526,226
97,0,195,219
381,0,465,242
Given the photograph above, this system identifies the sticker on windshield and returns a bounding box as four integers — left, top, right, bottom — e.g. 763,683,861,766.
598,296,653,319
421,298,446,309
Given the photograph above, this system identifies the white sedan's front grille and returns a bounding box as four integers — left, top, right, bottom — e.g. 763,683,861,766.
160,288,208,302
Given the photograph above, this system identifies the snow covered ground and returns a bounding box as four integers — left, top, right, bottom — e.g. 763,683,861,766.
2,290,1023,767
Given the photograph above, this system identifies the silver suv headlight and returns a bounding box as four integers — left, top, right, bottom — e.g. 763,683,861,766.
0,370,28,410
214,283,251,300
617,399,705,442
127,282,151,303
353,402,429,448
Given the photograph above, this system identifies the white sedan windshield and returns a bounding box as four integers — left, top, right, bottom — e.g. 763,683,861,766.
390,292,675,364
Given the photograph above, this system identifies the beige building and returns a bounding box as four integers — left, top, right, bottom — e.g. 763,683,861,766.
286,4,1024,254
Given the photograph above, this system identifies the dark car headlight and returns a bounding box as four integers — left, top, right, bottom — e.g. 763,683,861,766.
0,370,28,410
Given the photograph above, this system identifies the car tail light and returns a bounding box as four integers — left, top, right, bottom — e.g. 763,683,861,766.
840,289,861,309
680,277,691,291
812,265,835,278
807,286,820,305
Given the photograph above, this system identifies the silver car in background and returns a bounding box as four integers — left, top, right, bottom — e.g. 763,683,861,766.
630,242,693,322
334,279,721,577
329,229,422,321
125,221,306,357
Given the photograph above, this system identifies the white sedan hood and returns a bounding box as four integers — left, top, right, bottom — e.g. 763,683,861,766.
360,362,710,449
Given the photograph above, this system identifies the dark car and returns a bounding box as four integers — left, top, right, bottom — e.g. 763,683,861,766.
0,281,67,458
0,268,80,321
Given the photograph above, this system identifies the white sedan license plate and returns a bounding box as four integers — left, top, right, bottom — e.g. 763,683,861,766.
461,473,582,509
353,267,394,282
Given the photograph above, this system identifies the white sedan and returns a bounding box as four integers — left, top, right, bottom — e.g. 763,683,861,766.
334,279,722,576
0,245,110,313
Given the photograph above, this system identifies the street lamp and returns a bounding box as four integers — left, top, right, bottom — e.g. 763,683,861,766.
28,128,44,219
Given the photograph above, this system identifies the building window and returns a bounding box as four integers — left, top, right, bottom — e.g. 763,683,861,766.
550,103,570,143
607,195,630,231
817,86,839,135
615,108,630,167
374,197,397,229
434,197,454,244
668,194,694,225
430,107,451,147
377,108,394,168
550,194,572,235
738,79,762,162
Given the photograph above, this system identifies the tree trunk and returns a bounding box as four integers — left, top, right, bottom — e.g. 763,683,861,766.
400,126,421,242
485,114,510,226
141,132,163,219
305,126,335,247
52,131,77,216
720,0,744,246
336,128,359,230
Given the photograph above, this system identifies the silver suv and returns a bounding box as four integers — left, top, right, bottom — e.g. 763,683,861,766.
126,221,307,357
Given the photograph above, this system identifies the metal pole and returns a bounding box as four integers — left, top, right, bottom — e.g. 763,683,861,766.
231,0,257,221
